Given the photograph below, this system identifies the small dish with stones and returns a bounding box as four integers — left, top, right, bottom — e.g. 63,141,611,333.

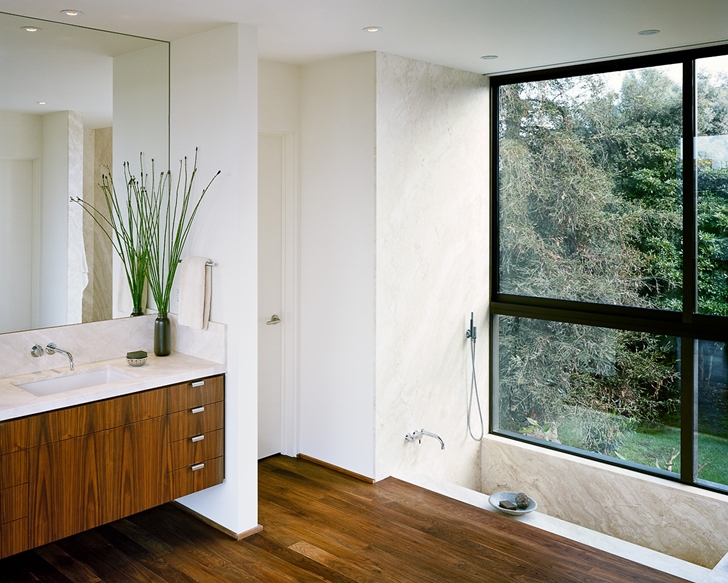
488,491,537,515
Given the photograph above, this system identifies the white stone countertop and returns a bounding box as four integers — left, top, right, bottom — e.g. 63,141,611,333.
0,352,226,422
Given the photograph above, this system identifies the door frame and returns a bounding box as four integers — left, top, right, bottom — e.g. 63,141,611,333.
259,131,299,457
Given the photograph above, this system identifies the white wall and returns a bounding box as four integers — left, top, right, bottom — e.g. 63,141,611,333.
169,23,260,536
374,54,489,485
0,112,42,158
259,61,301,133
299,53,377,478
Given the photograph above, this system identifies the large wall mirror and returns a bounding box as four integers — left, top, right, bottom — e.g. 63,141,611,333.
0,11,169,335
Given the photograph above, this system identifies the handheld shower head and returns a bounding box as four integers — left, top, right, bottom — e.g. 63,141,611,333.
466,312,476,341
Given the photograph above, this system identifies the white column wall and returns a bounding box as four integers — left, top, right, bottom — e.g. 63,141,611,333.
299,53,377,478
374,53,490,484
40,112,71,329
169,24,260,535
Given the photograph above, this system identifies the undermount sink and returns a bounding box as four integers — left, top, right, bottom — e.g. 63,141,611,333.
15,367,134,397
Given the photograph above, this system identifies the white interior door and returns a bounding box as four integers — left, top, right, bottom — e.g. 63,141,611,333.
258,134,284,459
0,159,34,333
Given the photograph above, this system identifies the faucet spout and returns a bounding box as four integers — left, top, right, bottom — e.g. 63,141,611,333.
405,429,445,450
420,429,445,450
46,343,74,371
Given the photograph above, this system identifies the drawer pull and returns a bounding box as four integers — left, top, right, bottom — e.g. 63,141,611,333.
191,434,205,443
191,381,205,387
191,463,205,471
191,406,205,414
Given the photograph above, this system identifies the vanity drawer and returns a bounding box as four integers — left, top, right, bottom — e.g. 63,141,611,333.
170,456,224,499
0,418,28,454
168,401,224,442
167,376,224,413
28,407,83,447
0,484,28,524
168,429,224,472
0,518,28,559
80,388,167,433
29,388,167,447
0,451,28,490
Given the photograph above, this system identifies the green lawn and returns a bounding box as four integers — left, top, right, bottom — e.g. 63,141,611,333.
618,425,728,485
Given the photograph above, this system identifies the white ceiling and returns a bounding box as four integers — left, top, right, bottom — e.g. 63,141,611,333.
1,0,728,127
2,0,728,75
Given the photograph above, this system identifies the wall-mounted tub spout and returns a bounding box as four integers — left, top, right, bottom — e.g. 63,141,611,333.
405,429,445,450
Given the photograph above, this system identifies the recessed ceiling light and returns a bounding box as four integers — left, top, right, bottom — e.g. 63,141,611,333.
21,26,41,32
638,29,660,36
60,9,83,16
363,26,382,33
37,101,46,105
481,55,498,60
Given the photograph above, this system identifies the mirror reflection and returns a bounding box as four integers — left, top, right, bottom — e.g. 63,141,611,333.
0,11,169,335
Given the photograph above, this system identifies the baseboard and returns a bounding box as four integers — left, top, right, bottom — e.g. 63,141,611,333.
296,453,375,483
171,501,263,541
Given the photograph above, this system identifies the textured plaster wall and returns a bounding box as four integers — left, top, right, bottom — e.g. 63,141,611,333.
67,111,84,325
374,53,489,487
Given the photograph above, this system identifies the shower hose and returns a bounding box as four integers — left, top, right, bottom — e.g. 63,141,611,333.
467,322,484,441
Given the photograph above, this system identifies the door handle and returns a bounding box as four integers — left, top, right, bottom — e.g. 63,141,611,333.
266,314,281,325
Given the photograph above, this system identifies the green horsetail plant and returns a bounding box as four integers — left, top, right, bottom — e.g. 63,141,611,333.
71,161,150,316
141,149,220,316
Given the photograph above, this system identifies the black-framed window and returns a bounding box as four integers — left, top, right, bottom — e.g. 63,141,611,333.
490,48,728,493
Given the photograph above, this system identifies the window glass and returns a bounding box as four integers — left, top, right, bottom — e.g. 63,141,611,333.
496,316,681,473
498,65,683,310
697,340,728,487
697,56,728,315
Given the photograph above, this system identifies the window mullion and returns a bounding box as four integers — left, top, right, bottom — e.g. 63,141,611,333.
683,58,697,319
681,59,698,485
490,82,501,298
680,338,698,483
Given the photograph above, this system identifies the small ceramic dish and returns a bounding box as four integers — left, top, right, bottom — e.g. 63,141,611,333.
488,491,537,515
126,350,148,367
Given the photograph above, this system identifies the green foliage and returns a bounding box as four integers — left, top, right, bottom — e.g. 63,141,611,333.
561,407,635,456
141,150,220,315
497,64,728,469
698,169,728,315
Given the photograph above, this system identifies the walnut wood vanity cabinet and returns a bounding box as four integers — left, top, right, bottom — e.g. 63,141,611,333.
0,373,224,558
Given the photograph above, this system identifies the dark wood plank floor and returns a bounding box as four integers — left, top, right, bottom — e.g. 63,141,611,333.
0,455,690,582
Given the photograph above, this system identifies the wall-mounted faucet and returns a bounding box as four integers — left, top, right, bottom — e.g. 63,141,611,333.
405,429,445,450
31,345,44,357
46,343,74,371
